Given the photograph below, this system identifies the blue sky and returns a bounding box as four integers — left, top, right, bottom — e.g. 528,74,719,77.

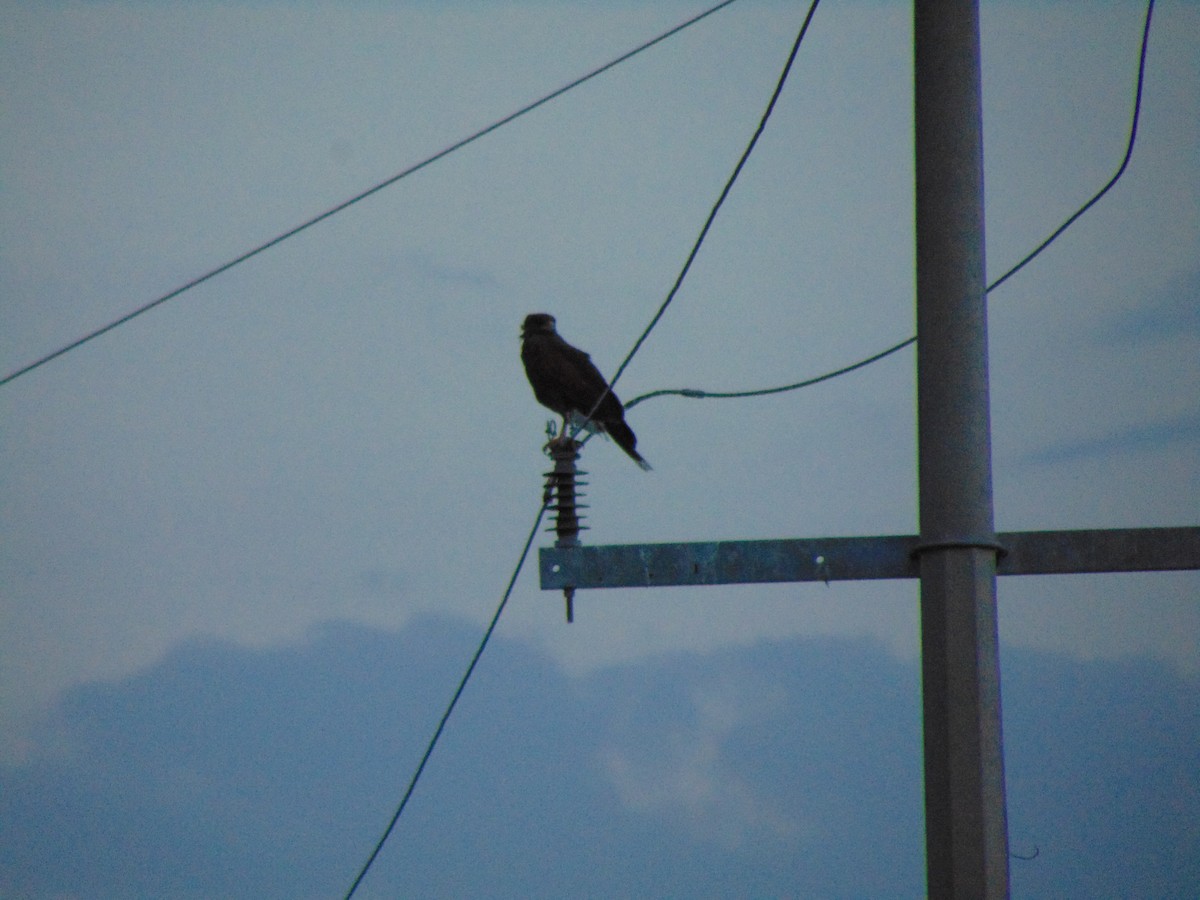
2,0,1197,896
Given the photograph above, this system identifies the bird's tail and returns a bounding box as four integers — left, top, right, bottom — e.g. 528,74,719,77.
606,420,652,471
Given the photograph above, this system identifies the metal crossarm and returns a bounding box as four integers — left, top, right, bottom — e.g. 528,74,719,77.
539,527,1200,590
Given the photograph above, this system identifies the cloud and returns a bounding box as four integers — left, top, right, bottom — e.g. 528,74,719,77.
1004,652,1200,898
599,678,800,850
1018,411,1200,466
1,616,1197,898
1093,267,1200,345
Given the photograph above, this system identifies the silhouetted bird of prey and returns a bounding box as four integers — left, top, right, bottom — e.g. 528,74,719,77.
520,313,651,471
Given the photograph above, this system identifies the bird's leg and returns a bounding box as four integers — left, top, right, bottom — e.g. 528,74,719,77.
546,416,571,448
542,418,569,455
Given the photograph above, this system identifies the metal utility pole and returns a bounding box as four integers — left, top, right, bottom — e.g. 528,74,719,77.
912,0,1008,894
537,0,1200,896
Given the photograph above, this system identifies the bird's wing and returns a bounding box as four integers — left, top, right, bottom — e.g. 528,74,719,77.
526,334,625,420
555,338,627,421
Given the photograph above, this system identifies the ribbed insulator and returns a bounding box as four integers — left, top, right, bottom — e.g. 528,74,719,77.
543,438,587,624
543,439,589,547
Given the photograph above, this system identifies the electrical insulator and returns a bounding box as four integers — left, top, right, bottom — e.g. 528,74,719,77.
543,437,588,622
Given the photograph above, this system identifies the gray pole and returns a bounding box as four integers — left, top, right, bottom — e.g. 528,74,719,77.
913,0,1010,896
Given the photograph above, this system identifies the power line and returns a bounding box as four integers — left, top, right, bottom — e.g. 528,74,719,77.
986,0,1154,295
619,0,1154,414
572,0,823,438
624,335,915,410
342,502,549,900
0,0,746,389
342,4,824,894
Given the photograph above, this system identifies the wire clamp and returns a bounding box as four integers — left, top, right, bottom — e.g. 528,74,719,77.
910,537,1009,560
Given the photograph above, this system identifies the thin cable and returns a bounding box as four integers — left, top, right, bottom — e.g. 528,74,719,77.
571,0,822,439
986,0,1154,295
342,502,550,900
624,335,914,410
618,0,1153,414
0,0,745,389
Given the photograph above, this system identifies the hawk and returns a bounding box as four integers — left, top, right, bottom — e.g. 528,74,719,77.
520,313,651,470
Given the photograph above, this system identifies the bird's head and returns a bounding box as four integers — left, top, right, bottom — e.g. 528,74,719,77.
521,313,557,340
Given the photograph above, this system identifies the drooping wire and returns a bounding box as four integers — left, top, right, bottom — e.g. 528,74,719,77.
571,0,823,438
0,0,746,389
987,0,1154,295
343,6,824,894
342,501,550,900
615,0,1154,414
624,334,914,411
